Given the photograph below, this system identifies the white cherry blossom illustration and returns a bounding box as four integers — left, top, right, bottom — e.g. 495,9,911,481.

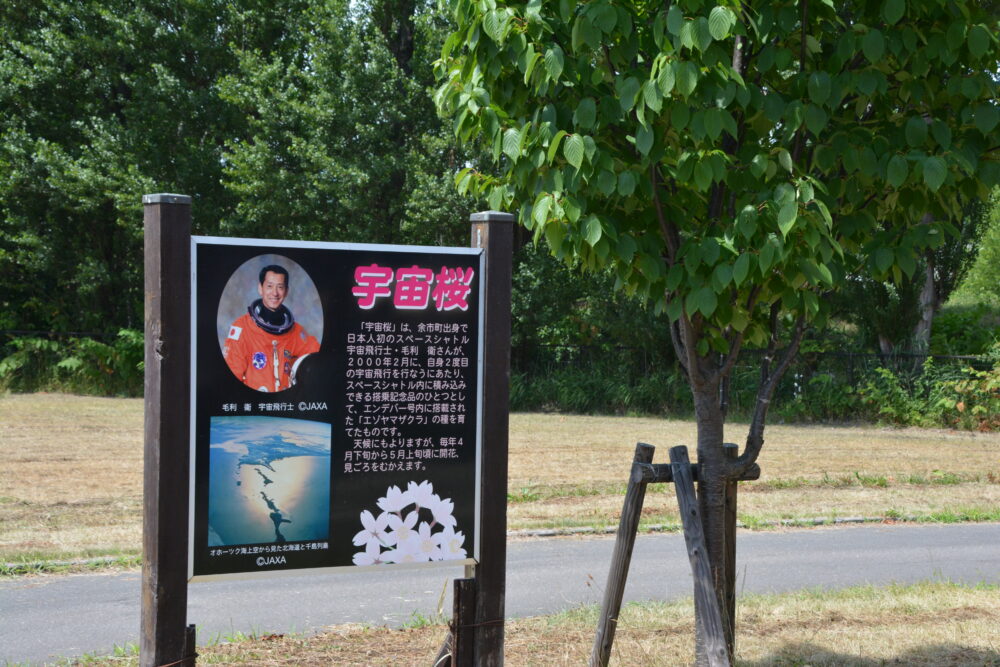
352,480,466,565
352,509,395,548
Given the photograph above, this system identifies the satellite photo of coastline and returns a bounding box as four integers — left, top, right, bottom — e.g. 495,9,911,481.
208,415,331,546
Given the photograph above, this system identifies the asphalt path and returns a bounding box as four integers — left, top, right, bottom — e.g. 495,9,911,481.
3,523,999,665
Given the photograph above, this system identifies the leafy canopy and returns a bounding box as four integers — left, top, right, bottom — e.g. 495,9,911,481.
435,0,1000,361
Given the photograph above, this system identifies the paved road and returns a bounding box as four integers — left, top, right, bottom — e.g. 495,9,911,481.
3,523,999,665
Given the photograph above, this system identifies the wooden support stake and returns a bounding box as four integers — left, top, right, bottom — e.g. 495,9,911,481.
141,193,194,667
670,446,729,667
722,443,739,659
590,443,655,667
633,462,760,485
470,211,514,666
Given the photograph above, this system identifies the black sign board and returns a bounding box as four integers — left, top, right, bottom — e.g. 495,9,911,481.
188,237,483,580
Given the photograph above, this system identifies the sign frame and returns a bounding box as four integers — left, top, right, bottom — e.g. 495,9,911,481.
187,235,486,582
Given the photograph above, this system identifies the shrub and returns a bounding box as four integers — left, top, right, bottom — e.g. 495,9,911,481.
0,330,143,396
930,304,1000,355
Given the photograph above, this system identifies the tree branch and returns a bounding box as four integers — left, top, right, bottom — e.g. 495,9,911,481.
735,311,807,470
651,165,679,263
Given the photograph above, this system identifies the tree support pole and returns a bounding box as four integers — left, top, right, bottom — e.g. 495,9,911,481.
723,443,739,659
671,446,730,667
470,211,514,666
141,193,195,667
590,443,655,667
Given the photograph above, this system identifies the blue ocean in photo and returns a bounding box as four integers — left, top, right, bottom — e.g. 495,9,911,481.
208,416,331,546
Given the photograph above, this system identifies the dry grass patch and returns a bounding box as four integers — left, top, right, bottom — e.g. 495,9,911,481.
508,414,1000,487
0,394,143,562
3,396,999,563
72,582,1000,665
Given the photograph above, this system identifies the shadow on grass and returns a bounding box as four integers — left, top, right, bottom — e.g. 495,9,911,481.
739,642,1000,666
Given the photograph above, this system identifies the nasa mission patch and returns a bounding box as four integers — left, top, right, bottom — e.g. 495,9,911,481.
252,351,267,370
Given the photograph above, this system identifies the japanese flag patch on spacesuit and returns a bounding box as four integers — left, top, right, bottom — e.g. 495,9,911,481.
228,325,242,340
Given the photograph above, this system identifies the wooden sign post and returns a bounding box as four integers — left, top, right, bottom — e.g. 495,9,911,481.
468,211,514,666
141,193,196,667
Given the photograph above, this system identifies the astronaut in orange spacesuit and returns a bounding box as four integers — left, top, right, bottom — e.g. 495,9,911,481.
223,264,320,392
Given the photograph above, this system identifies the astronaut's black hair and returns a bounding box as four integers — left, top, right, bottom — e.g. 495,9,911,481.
258,264,289,286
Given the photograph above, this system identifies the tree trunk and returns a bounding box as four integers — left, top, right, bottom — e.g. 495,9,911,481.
692,387,734,665
911,259,936,354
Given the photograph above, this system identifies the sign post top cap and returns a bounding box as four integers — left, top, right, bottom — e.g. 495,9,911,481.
469,210,515,224
143,193,192,205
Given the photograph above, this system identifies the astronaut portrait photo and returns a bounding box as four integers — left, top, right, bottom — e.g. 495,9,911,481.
216,254,323,392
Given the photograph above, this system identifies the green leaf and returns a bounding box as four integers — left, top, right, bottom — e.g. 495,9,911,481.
968,25,990,59
693,17,713,51
532,195,552,227
897,248,916,277
618,170,637,196
584,214,602,246
593,3,617,32
807,72,831,105
874,246,893,273
596,170,616,196
705,108,723,141
544,46,565,80
886,154,908,187
694,286,718,317
733,253,751,286
617,235,637,263
946,21,966,50
545,220,565,249
666,263,685,291
694,159,713,191
974,105,999,136
616,76,641,112
777,200,797,237
777,148,793,173
804,104,827,136
862,29,885,62
675,61,698,98
730,309,750,332
803,290,819,314
883,0,905,25
483,10,506,43
738,205,758,238
657,63,676,95
671,104,691,130
712,263,732,290
750,154,768,179
502,128,521,159
547,130,567,163
636,124,654,156
666,5,685,36
666,298,683,321
922,156,947,191
643,81,663,112
931,120,952,148
905,116,927,147
702,237,721,265
574,98,597,129
708,6,735,41
563,134,585,169
759,240,776,272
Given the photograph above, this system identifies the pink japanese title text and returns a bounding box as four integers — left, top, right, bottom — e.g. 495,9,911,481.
352,265,476,311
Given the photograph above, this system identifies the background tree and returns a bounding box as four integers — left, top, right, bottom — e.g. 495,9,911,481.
435,0,1000,658
837,202,989,354
0,0,302,333
0,0,479,341
956,189,1000,304
219,0,478,246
